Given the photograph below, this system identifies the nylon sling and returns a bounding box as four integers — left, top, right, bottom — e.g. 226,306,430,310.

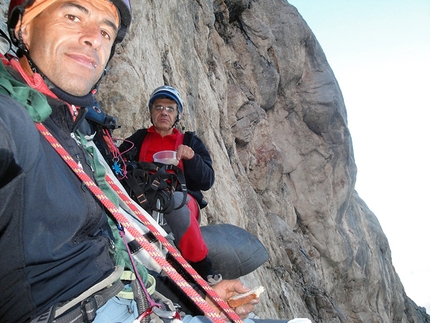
35,122,243,323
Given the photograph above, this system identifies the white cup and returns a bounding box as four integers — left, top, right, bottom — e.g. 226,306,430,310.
153,150,179,166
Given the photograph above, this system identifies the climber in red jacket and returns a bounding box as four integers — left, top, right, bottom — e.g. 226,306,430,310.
119,85,218,282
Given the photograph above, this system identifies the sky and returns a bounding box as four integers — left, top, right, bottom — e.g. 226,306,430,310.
288,0,430,314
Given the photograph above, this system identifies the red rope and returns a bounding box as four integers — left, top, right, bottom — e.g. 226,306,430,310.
35,122,243,323
105,176,242,320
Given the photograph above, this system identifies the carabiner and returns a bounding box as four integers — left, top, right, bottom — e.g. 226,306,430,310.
152,306,182,321
132,305,182,323
132,305,155,323
117,222,124,232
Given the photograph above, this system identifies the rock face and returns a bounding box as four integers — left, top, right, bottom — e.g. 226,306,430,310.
1,0,429,322
101,2,430,321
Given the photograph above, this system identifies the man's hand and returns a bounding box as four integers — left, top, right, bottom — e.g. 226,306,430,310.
206,279,260,320
176,144,195,160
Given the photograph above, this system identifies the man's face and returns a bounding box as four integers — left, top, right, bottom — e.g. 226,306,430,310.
151,98,179,133
19,0,118,96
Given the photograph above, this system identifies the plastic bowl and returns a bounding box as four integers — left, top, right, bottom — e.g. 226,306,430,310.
153,150,179,165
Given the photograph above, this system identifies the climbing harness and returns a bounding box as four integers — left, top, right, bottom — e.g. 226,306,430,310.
122,161,188,215
30,267,124,323
35,122,243,323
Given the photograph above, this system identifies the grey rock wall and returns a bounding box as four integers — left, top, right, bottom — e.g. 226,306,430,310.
98,1,429,321
1,0,429,322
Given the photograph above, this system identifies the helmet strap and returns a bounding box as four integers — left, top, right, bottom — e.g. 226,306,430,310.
17,29,28,57
50,83,94,107
19,45,94,106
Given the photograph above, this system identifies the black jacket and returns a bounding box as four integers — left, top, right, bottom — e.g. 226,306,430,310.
0,73,115,321
119,129,215,209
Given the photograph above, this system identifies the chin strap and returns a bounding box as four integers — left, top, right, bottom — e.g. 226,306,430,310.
17,39,95,107
35,122,243,323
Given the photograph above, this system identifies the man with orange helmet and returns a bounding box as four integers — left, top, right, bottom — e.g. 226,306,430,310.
0,0,136,322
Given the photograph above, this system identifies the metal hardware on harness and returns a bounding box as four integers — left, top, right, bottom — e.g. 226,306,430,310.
152,199,167,226
152,306,182,320
132,305,182,323
132,305,158,323
82,297,97,322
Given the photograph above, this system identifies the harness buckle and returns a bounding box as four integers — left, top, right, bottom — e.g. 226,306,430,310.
81,296,97,322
